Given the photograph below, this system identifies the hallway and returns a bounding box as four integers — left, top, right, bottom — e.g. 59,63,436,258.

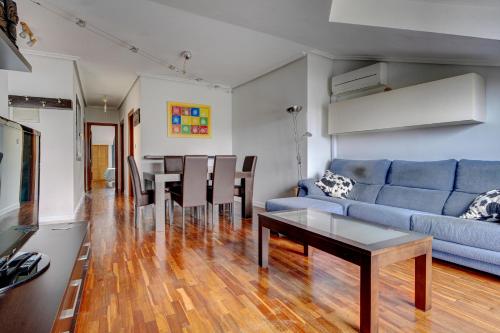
74,188,500,333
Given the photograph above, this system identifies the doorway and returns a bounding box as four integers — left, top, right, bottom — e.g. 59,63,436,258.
85,122,118,192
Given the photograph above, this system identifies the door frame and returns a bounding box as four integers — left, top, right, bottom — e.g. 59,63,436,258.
85,122,118,192
127,109,135,198
119,121,125,193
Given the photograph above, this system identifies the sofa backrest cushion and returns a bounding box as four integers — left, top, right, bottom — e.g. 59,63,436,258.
375,160,457,214
443,159,500,216
454,159,500,193
347,184,383,203
387,159,457,190
329,159,391,204
330,159,391,185
376,186,450,214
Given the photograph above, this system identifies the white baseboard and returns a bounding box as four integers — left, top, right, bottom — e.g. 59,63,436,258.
73,192,85,217
39,215,78,223
0,203,20,216
234,196,265,209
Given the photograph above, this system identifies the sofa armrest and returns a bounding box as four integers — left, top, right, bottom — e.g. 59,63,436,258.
297,178,326,197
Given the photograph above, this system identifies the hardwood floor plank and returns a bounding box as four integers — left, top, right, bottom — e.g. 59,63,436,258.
75,188,500,333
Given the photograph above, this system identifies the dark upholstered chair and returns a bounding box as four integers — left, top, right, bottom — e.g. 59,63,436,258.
208,155,237,221
170,155,208,225
163,155,183,188
128,156,170,227
234,156,257,218
163,155,183,173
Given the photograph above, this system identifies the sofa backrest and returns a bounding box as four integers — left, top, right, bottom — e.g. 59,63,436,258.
329,159,391,203
443,159,500,216
376,160,457,214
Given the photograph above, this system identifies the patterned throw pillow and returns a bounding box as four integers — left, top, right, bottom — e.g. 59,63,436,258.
315,170,355,198
460,189,500,222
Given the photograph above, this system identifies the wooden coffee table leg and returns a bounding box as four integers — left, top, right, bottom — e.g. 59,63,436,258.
415,244,432,311
258,221,270,268
360,256,379,333
303,242,308,256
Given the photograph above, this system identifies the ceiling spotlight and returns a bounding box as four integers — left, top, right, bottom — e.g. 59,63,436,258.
180,50,192,60
195,78,203,82
103,96,108,113
19,22,30,39
168,64,176,71
76,18,86,28
129,46,139,53
26,37,37,47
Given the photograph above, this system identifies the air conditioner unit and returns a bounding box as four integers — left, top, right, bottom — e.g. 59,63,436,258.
331,63,388,100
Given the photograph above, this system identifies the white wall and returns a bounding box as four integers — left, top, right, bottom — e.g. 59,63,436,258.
232,57,307,205
91,126,115,145
8,54,81,222
0,125,22,215
306,54,333,179
118,78,140,195
86,106,119,123
139,76,233,173
73,66,85,213
335,62,500,161
0,71,8,118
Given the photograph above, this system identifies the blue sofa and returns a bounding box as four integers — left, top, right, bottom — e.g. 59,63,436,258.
266,159,500,276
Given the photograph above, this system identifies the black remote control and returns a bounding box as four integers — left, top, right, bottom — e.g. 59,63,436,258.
18,254,42,274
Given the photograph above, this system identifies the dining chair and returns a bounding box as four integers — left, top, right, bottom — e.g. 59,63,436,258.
170,155,208,226
208,155,237,222
163,155,183,188
234,156,257,218
128,156,171,227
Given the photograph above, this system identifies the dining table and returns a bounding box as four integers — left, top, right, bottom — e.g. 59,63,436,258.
143,169,254,231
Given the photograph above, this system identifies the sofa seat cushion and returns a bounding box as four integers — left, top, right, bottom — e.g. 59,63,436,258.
433,240,500,271
305,195,358,213
347,202,421,230
265,197,343,215
411,214,500,252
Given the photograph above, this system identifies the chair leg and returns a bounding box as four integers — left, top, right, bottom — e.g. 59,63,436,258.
231,203,235,221
182,207,185,228
204,204,208,224
212,204,215,224
169,201,174,225
134,205,139,227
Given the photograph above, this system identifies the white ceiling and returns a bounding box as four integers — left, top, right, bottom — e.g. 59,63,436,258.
330,0,500,40
17,0,309,107
16,0,500,108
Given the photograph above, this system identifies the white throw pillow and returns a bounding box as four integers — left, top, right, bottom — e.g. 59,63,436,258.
460,189,500,222
315,170,355,199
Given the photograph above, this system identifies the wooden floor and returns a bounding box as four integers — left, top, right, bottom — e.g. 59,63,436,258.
75,187,500,333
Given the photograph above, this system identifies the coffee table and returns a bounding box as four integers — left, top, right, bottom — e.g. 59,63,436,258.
258,209,432,333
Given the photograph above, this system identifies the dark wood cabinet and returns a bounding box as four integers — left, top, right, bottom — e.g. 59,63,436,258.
0,222,90,333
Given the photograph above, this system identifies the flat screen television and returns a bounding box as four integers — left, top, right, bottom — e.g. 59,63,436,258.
0,116,40,262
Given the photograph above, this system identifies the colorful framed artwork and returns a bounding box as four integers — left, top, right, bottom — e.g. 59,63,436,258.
167,102,211,138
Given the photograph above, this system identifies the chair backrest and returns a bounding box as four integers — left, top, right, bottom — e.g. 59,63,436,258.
211,155,237,205
181,155,208,207
127,156,142,202
164,155,184,173
239,156,257,188
242,156,257,174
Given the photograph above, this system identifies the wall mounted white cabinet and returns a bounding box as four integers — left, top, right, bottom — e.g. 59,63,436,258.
329,73,486,134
